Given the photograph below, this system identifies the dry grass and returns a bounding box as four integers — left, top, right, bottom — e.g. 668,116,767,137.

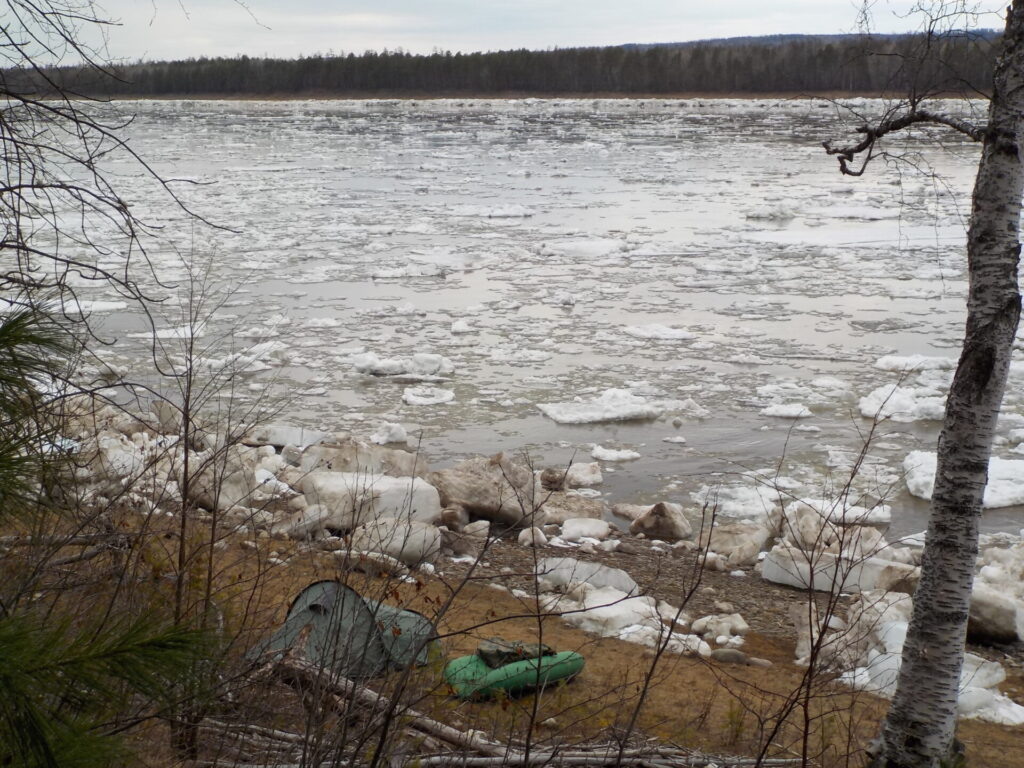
11,509,1024,767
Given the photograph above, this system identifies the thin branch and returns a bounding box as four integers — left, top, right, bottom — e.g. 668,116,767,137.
824,108,987,175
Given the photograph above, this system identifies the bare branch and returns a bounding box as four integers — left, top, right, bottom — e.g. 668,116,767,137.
823,108,986,175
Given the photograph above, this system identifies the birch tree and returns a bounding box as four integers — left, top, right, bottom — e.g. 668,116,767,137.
824,3,1023,766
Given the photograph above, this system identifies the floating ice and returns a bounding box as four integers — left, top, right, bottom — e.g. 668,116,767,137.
449,204,533,218
303,317,344,328
760,403,812,418
66,299,129,314
537,388,665,424
746,204,796,221
540,237,626,259
692,481,782,520
591,445,642,461
402,386,455,406
904,451,1024,508
372,263,446,278
352,352,454,379
676,398,710,419
128,323,207,340
874,355,957,372
623,324,696,341
859,385,945,422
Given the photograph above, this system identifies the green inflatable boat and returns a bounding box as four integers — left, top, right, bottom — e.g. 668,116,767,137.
444,638,584,700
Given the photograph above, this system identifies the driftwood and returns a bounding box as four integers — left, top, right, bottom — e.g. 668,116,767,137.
197,755,802,768
275,657,506,757
200,719,307,745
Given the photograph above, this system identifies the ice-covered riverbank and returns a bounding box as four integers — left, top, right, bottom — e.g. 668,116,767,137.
64,392,1024,726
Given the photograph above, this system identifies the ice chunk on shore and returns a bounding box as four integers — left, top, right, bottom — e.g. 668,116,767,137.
352,352,454,378
402,386,455,406
370,422,408,445
623,324,696,341
537,388,665,424
904,451,1024,508
591,445,642,461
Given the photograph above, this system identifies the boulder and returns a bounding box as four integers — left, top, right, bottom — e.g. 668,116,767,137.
778,501,841,551
561,518,611,542
692,613,750,642
702,522,771,566
710,648,752,665
90,429,146,481
277,466,306,493
300,437,428,478
539,462,603,490
349,518,442,566
518,527,548,547
611,503,649,522
440,505,470,531
301,471,442,530
186,444,262,512
273,504,331,539
969,582,1023,644
539,491,605,524
564,462,603,488
332,549,409,578
629,502,692,541
443,519,490,557
150,399,183,435
428,453,544,527
537,556,638,595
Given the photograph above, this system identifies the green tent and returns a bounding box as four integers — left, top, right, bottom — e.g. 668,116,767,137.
256,580,440,679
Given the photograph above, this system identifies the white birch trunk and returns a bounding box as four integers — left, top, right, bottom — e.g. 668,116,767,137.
874,4,1024,766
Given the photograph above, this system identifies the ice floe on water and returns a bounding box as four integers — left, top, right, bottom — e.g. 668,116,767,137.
537,389,670,424
591,445,642,461
874,354,957,372
351,352,454,379
622,324,697,341
760,403,812,418
402,386,455,406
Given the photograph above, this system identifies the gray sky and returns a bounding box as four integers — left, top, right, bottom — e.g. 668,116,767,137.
92,1,1006,61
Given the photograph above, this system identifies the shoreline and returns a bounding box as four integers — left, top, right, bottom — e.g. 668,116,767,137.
87,90,971,102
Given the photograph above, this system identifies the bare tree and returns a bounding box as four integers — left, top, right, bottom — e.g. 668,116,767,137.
824,3,1023,766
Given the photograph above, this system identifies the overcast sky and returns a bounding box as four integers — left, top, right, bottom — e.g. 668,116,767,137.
90,1,1007,62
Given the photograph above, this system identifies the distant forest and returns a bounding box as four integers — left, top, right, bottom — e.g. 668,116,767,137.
17,32,999,97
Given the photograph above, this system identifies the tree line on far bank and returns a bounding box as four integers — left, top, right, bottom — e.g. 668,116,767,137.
14,31,997,97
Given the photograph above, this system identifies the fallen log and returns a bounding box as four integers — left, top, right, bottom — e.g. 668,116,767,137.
274,657,506,758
